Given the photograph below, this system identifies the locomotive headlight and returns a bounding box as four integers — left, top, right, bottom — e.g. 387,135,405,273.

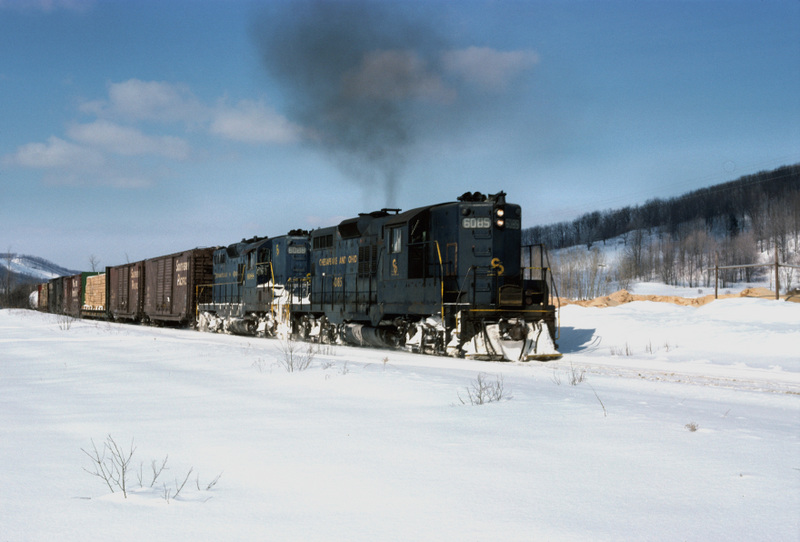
495,207,505,228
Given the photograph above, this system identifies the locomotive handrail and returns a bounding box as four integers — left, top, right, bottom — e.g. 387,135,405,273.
458,265,476,307
433,240,444,322
268,258,277,318
539,245,560,341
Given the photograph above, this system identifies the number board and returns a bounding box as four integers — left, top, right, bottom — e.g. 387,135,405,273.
461,217,491,229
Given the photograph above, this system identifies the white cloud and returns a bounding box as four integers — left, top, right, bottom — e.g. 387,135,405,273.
442,47,539,92
342,50,455,103
102,175,154,189
0,0,91,12
40,172,153,189
4,80,302,191
3,136,104,169
80,79,205,123
68,120,190,160
81,80,299,146
210,100,301,144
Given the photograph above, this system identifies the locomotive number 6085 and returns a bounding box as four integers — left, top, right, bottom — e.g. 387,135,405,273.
461,217,492,229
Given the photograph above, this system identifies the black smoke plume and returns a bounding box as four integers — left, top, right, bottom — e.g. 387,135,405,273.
252,1,447,207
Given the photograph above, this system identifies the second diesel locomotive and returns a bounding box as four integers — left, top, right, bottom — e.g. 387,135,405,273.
197,191,560,361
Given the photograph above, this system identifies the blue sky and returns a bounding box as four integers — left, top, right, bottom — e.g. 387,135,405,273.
1,0,798,271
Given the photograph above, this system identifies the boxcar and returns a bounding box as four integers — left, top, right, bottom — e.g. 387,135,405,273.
143,248,215,325
62,272,100,317
48,276,64,314
106,261,145,322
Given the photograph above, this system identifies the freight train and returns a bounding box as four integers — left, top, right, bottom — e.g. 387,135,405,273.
37,192,560,361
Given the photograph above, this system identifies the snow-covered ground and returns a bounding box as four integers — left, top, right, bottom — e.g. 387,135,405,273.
1,298,798,541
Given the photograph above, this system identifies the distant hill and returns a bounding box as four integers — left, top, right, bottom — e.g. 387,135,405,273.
524,163,800,251
523,164,800,298
0,253,78,284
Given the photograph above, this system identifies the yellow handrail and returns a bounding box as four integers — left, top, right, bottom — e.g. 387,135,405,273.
434,240,444,322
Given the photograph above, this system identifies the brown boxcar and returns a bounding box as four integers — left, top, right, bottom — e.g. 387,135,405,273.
49,276,64,314
63,272,100,317
143,248,214,325
81,273,107,319
106,261,145,321
63,274,80,317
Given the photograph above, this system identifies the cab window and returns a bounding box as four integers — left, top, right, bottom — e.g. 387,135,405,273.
389,227,402,253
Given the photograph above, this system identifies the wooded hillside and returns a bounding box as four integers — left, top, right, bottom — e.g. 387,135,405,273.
523,164,800,298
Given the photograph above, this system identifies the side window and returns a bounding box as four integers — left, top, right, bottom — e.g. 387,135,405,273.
389,227,402,254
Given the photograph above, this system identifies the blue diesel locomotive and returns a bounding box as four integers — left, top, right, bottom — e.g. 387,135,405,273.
198,192,560,361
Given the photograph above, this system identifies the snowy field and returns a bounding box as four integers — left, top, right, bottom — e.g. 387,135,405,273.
1,299,798,541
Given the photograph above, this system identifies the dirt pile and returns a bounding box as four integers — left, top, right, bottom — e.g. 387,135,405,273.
557,287,797,308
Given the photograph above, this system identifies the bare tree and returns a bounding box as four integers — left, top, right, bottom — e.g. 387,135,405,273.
89,254,101,272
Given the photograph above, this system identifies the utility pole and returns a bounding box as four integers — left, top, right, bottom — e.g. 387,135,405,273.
775,250,780,301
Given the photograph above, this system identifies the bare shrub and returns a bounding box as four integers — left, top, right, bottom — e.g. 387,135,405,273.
57,312,74,331
568,363,586,386
172,467,193,499
150,455,168,487
589,383,607,417
276,338,315,372
610,343,634,356
162,467,219,503
459,373,508,405
83,437,221,501
198,471,223,491
82,435,136,498
685,422,699,432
